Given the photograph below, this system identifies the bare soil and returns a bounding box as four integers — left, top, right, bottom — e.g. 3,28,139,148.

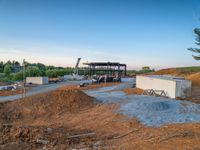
59,82,119,91
123,88,144,95
1,86,200,149
186,72,200,86
0,88,30,97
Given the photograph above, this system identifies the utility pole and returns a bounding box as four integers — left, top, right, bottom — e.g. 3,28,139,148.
23,59,26,98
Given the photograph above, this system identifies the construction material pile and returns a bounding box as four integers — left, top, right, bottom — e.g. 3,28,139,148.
120,95,200,126
1,89,95,121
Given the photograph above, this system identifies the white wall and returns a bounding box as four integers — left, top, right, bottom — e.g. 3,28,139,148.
136,75,191,99
175,80,191,98
136,76,176,98
26,77,49,85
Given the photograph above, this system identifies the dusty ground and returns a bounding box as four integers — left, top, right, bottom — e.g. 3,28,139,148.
186,72,200,86
1,85,200,150
123,88,144,95
123,86,200,105
0,82,10,86
59,82,120,91
186,86,200,104
0,88,30,97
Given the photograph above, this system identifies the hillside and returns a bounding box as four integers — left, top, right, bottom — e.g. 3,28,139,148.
154,66,200,86
186,72,200,86
154,66,200,77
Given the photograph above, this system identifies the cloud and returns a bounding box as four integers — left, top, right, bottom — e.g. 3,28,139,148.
0,48,26,54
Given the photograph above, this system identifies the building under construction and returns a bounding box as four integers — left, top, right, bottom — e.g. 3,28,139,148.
83,62,127,77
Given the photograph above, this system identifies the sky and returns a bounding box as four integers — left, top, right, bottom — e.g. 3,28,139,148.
0,0,200,70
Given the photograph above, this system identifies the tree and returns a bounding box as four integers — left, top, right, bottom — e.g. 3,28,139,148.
3,64,12,76
142,66,150,70
13,71,23,81
26,66,41,77
0,61,3,73
188,28,200,60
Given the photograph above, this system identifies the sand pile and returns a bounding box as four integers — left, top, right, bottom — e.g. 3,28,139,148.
186,72,200,86
2,89,95,121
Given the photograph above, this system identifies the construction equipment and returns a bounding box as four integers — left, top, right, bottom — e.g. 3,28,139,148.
73,58,81,76
71,58,84,80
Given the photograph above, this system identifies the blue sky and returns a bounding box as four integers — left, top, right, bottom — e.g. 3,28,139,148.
0,0,200,70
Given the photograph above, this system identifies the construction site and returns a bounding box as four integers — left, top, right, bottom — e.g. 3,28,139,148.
1,1,200,149
1,58,200,150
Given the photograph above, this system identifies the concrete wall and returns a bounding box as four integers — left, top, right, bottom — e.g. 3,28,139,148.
136,75,176,98
136,75,191,98
175,80,191,98
26,77,49,85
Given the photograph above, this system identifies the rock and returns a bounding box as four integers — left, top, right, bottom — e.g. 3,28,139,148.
46,128,53,134
36,139,49,145
3,123,12,128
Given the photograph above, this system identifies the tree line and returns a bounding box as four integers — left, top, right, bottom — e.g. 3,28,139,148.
0,60,74,82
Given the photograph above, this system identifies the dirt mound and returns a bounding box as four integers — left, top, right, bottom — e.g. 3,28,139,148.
154,68,179,76
154,67,200,77
123,88,144,95
2,89,95,121
186,72,200,86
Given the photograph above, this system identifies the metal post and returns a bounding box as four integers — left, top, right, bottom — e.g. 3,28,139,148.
23,59,26,98
124,65,127,76
118,65,120,76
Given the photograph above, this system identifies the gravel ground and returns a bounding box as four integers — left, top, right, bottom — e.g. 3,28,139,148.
85,79,200,127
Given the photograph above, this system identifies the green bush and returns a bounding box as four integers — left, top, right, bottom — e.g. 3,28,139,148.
3,64,12,76
13,71,23,81
45,68,73,78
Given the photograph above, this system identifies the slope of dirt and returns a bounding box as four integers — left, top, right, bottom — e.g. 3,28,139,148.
123,88,144,95
1,89,95,122
153,68,200,98
186,72,200,86
153,68,179,76
154,67,200,77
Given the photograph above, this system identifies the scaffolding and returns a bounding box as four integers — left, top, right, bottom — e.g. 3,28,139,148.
83,62,127,77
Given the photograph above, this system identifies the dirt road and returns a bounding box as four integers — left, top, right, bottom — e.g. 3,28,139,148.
0,78,135,102
0,80,79,102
